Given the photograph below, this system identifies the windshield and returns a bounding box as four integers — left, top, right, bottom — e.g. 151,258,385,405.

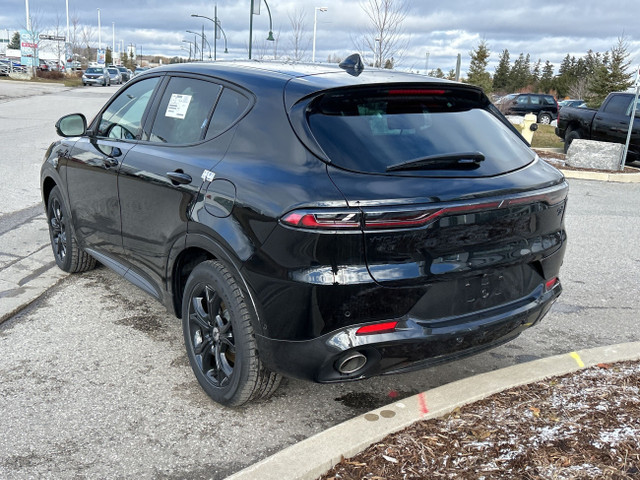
86,68,102,74
306,86,534,175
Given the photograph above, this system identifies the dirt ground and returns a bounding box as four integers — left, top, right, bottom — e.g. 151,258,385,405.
319,360,640,479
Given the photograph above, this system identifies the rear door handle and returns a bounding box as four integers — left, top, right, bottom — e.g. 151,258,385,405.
166,171,192,185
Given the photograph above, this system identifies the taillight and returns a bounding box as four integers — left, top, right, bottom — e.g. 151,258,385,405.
281,183,568,231
356,321,398,335
281,211,361,229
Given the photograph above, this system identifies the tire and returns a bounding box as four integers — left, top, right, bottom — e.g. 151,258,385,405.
538,113,552,125
182,260,281,407
564,129,581,153
47,186,96,273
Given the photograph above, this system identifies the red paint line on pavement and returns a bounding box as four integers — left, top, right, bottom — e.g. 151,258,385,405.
418,392,429,416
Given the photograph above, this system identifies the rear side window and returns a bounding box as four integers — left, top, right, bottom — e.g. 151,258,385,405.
149,77,222,144
542,96,556,106
206,88,250,139
306,86,533,174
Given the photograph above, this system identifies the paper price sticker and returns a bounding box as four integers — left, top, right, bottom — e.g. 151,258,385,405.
165,94,192,119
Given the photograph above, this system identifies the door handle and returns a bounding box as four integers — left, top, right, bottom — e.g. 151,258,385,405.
166,171,192,185
103,157,119,167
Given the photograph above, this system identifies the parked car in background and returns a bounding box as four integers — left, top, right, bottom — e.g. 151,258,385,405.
558,99,586,109
82,66,110,86
0,59,27,75
497,93,559,124
41,57,567,406
556,91,639,160
133,66,149,76
107,67,122,85
115,65,131,82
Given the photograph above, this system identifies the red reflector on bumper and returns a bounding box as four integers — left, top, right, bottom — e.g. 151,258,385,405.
545,277,558,290
356,321,399,336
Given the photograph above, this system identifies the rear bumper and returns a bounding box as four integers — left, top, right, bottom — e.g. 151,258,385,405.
256,281,561,382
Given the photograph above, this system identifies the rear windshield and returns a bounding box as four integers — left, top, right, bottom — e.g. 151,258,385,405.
307,86,533,174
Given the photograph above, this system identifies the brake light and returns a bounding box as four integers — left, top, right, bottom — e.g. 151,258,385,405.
388,89,446,96
356,321,398,335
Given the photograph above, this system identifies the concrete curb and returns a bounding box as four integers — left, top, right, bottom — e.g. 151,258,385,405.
560,169,640,183
227,342,640,480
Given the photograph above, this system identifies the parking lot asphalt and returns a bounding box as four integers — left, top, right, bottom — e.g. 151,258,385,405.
1,81,639,479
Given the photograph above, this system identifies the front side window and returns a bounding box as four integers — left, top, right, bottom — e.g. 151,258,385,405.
148,77,222,144
96,77,160,139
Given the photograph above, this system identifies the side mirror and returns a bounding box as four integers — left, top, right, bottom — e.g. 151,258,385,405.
55,113,87,137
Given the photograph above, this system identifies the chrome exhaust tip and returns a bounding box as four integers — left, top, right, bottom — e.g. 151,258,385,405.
337,352,367,375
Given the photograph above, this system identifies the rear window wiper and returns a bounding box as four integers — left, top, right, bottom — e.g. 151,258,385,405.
386,152,485,172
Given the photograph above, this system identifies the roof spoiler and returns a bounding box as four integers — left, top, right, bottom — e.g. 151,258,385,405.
339,53,365,77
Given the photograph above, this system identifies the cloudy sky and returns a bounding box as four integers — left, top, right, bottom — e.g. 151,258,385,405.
2,0,640,76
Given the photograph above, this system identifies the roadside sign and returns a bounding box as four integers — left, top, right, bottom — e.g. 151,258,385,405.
39,34,66,41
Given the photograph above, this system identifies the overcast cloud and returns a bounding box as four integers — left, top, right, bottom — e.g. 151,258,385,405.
2,0,639,76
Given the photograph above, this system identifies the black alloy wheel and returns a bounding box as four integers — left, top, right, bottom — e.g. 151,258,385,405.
48,191,67,266
182,260,281,407
190,285,235,388
47,186,96,273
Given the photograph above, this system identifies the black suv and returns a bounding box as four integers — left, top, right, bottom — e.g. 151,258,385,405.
41,58,567,406
498,93,559,124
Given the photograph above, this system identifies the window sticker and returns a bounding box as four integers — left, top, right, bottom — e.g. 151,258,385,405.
165,94,192,119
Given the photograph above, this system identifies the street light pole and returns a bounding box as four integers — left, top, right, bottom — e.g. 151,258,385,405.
312,6,327,63
97,9,101,53
249,0,254,59
214,4,217,62
249,0,274,60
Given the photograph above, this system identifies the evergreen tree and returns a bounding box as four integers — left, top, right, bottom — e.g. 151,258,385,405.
531,59,541,88
105,47,112,65
492,49,510,92
8,31,20,50
466,40,492,93
538,61,554,93
429,67,445,78
587,37,634,107
446,69,456,80
509,53,530,91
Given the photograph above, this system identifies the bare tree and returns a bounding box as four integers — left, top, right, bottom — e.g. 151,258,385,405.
568,77,592,100
70,13,82,56
81,24,95,62
287,8,310,61
358,0,409,68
